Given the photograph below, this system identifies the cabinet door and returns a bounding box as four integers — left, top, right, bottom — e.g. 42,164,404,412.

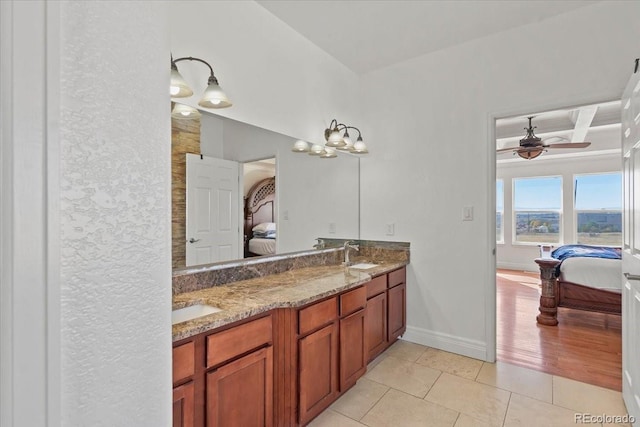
365,292,387,362
298,322,339,425
206,346,273,427
173,381,195,427
388,283,406,342
340,309,366,391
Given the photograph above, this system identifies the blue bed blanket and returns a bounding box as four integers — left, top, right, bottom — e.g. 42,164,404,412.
551,244,621,262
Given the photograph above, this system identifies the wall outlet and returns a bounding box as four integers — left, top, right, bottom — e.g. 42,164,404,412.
463,206,474,221
386,223,395,236
329,222,336,234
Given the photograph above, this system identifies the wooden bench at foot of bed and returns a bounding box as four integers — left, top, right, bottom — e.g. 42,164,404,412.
534,258,621,326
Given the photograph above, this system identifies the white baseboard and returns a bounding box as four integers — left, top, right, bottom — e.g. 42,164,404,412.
401,325,488,361
496,261,537,272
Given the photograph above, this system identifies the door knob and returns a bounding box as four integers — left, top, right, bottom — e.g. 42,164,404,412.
188,238,201,244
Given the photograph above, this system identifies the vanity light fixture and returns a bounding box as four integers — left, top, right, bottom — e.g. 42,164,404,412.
171,103,201,119
290,119,369,157
170,55,232,109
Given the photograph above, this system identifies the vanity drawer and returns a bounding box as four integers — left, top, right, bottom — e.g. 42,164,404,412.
173,341,195,384
340,286,366,317
388,267,406,288
366,275,387,298
206,315,272,368
298,297,338,336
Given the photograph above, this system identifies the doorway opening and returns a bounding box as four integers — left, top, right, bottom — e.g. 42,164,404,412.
242,158,276,258
494,100,623,390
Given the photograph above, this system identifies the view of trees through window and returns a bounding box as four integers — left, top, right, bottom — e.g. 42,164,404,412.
575,173,622,246
513,176,562,244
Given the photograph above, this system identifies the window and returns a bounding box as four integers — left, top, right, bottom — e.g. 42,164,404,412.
496,180,504,243
575,172,622,246
513,176,562,244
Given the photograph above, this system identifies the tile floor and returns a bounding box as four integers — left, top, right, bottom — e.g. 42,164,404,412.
309,340,633,427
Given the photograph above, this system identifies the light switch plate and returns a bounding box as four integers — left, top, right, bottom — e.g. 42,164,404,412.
386,223,395,235
463,206,474,221
329,222,336,234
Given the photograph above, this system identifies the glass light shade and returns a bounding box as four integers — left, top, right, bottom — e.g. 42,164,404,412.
336,135,353,151
170,68,193,98
291,140,310,153
517,148,543,160
198,83,232,109
351,139,368,154
320,147,337,158
171,103,201,119
325,130,346,147
308,144,326,156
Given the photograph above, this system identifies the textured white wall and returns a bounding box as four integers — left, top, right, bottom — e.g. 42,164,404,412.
497,152,621,271
169,0,361,145
59,2,171,425
359,1,640,359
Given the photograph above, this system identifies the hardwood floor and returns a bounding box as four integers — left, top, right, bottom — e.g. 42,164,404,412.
496,269,622,391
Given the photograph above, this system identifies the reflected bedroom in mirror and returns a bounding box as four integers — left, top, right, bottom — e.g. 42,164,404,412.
171,103,360,270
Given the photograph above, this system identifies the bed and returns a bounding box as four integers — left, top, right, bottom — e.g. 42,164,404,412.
244,177,276,257
535,244,621,325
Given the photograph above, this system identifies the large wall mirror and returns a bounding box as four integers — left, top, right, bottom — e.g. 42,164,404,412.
172,107,360,269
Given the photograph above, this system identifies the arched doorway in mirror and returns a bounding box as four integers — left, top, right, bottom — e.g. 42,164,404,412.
243,158,276,258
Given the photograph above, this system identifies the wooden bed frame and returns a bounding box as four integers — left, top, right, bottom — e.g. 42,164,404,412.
243,177,276,257
535,258,621,326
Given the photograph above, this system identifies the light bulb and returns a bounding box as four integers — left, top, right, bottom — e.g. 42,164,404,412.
170,86,180,96
292,140,310,153
326,130,346,147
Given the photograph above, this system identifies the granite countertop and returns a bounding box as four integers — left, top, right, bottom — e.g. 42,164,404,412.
172,259,407,342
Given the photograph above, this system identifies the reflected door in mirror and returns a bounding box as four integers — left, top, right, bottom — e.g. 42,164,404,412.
186,154,240,265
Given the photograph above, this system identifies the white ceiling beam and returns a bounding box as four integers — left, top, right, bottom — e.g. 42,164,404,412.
571,105,598,142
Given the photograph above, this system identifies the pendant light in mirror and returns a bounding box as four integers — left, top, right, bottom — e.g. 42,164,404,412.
171,103,201,119
170,55,232,109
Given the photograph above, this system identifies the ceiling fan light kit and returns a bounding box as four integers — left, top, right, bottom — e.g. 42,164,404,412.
497,116,591,160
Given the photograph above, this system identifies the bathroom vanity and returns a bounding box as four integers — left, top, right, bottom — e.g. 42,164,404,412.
171,242,408,427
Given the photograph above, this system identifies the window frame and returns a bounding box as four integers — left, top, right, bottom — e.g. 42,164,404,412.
511,175,563,246
573,171,622,247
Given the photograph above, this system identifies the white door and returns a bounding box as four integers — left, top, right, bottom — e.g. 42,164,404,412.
186,154,240,266
621,63,640,424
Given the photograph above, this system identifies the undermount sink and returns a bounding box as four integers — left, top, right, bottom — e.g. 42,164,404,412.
349,263,379,270
172,304,222,325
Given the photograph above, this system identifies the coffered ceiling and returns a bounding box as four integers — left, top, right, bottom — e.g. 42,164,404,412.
496,100,622,161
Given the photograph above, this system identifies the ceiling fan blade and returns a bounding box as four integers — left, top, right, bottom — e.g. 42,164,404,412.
544,142,591,149
496,147,517,153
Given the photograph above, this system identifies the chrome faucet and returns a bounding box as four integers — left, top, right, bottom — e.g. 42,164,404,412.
313,238,325,249
343,240,359,265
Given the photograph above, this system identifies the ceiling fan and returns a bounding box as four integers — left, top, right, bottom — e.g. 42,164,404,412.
496,116,591,160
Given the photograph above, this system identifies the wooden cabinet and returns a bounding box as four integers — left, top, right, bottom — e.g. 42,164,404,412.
173,381,195,427
298,322,339,425
172,266,407,426
365,291,387,361
173,314,273,427
388,282,406,341
206,346,273,427
339,309,366,390
365,267,407,362
173,341,196,427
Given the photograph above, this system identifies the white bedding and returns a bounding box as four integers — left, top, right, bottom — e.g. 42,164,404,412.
559,257,622,292
249,237,276,256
